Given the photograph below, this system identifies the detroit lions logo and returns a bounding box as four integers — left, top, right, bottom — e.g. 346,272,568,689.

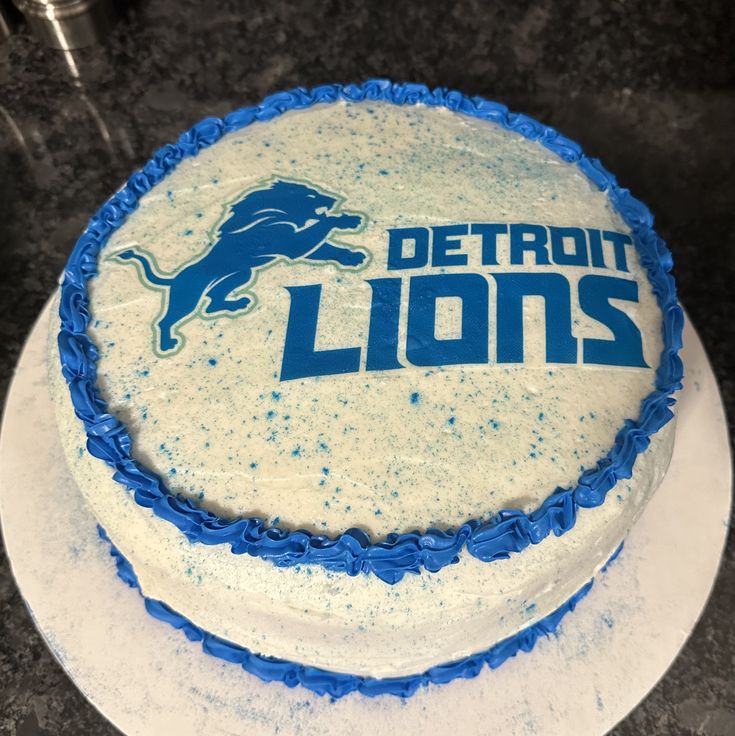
114,178,369,354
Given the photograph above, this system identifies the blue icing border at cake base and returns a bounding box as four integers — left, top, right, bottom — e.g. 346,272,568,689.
59,80,683,584
97,525,623,700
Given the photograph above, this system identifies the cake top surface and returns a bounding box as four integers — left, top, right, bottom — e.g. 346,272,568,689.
58,82,682,580
85,98,659,533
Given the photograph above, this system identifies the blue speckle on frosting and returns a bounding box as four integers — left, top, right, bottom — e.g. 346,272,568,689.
410,391,421,405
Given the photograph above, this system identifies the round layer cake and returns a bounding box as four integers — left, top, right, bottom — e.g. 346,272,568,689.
49,81,682,696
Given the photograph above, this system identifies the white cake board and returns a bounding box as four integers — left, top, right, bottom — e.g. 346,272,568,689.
0,299,731,736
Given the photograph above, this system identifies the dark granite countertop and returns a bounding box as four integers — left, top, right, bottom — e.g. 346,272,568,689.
0,1,733,734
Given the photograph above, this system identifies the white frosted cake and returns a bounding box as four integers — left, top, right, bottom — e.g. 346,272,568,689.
49,81,683,697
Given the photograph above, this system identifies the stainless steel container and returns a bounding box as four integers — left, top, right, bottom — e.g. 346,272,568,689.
13,0,118,49
1,0,18,41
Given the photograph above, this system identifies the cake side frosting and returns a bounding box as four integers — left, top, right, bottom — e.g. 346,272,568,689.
98,524,621,698
55,81,683,582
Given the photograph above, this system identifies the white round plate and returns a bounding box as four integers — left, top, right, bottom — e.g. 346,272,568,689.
0,300,731,736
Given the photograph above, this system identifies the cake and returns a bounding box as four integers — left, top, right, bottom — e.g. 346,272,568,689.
49,80,683,698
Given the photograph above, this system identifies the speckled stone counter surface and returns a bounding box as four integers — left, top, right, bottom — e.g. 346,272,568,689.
0,1,733,734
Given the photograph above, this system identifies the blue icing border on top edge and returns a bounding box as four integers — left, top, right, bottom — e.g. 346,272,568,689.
97,525,623,699
59,80,684,585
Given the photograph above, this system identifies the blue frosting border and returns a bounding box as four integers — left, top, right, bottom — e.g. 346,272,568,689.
98,525,623,699
59,80,683,584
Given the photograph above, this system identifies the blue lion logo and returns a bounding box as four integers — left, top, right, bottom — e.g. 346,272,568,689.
114,178,369,354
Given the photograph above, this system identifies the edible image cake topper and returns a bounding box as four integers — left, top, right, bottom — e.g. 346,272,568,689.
113,172,649,377
111,177,369,356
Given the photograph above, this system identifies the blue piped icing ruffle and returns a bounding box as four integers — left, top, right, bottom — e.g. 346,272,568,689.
59,80,683,584
98,525,623,699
